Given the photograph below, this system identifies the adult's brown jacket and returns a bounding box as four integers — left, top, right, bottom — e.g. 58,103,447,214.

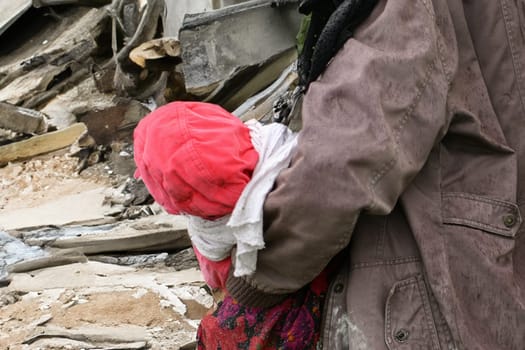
227,0,525,349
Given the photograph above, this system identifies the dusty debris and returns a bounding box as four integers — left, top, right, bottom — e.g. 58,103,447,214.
23,324,150,348
0,7,110,107
1,262,208,349
179,0,301,97
45,215,191,254
234,62,298,121
0,149,111,210
215,47,297,111
0,0,305,348
0,122,87,166
0,101,48,135
0,186,116,230
111,0,167,99
77,100,151,146
7,250,88,274
130,37,181,70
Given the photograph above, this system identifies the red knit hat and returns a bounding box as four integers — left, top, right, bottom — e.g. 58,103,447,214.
133,101,259,219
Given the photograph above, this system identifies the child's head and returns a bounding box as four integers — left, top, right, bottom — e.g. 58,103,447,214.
133,101,259,219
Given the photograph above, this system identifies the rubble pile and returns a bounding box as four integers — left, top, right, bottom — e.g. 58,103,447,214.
0,0,302,349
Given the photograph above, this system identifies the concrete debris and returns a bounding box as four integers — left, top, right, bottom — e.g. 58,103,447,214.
40,103,77,129
179,0,301,97
22,324,150,347
0,8,109,107
47,215,191,254
0,186,116,230
0,0,305,347
214,47,297,111
164,0,213,38
1,262,207,348
0,101,48,134
233,62,297,120
7,251,88,274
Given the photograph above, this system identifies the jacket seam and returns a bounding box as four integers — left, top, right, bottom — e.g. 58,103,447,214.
367,58,438,211
500,0,525,115
418,0,436,20
430,0,453,85
443,218,514,236
442,192,519,210
350,256,420,270
375,217,387,259
436,36,453,84
416,276,442,350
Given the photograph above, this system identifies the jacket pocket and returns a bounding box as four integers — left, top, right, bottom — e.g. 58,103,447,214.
441,192,521,238
384,274,441,350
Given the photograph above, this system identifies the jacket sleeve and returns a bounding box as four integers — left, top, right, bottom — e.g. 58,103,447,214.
227,0,455,307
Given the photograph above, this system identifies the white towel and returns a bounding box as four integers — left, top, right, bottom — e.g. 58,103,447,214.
187,120,297,277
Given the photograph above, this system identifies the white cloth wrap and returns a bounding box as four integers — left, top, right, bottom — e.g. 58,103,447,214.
187,120,297,277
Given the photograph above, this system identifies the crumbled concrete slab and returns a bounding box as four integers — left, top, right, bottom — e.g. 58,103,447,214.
1,262,209,349
0,186,113,230
47,215,191,254
6,261,203,292
179,0,301,96
164,0,214,38
0,102,47,134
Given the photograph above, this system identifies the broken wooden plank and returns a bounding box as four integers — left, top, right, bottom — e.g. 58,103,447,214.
179,0,301,96
0,122,86,166
0,101,47,134
0,8,110,105
129,37,181,70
